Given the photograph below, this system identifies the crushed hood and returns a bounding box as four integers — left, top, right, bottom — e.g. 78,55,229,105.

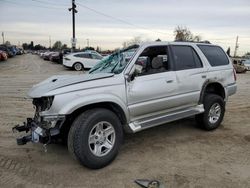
27,73,114,98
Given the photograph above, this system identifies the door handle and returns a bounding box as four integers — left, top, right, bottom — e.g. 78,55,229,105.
201,75,207,79
166,80,173,83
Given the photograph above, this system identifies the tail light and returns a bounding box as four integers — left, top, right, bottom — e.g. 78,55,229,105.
233,68,237,81
64,57,70,60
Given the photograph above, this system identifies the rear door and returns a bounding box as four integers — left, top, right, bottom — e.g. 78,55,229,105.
77,53,96,68
170,45,208,106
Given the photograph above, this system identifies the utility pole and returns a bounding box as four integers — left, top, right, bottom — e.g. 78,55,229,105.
68,0,77,52
49,35,51,49
2,32,4,44
86,38,89,47
234,36,239,57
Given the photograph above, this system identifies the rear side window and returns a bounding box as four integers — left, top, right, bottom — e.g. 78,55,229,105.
171,45,203,70
74,53,91,58
198,45,229,66
91,54,103,60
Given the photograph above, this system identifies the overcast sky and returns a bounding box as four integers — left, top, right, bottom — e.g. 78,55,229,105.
0,0,250,54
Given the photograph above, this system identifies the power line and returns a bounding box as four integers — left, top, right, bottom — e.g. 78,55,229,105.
31,0,68,7
76,2,171,37
2,0,65,10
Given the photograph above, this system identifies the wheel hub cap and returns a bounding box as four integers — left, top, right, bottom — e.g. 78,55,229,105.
208,103,221,124
88,121,115,157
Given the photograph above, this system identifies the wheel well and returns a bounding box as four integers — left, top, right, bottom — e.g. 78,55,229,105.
73,62,83,67
200,82,225,103
60,102,127,137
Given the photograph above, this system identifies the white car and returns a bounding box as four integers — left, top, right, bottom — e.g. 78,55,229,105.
243,59,250,71
63,51,103,71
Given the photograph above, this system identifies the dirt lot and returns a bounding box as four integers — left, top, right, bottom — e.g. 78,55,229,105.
0,54,250,188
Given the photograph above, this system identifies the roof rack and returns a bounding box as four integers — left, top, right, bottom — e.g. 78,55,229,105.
174,40,211,44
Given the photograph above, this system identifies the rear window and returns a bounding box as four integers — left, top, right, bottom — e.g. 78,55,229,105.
74,53,91,58
198,45,229,66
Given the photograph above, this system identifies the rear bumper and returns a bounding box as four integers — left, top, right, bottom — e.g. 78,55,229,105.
63,60,73,67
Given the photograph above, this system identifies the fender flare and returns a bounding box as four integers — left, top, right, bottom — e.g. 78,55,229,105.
199,80,226,104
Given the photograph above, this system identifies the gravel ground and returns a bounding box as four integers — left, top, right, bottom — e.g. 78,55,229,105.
0,54,250,188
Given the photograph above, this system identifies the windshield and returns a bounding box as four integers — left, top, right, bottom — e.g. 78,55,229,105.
89,45,139,74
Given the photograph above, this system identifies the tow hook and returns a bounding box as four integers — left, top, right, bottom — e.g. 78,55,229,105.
12,118,44,146
12,118,33,133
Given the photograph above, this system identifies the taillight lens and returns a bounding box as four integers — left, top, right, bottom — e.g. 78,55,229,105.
233,68,237,81
64,57,70,60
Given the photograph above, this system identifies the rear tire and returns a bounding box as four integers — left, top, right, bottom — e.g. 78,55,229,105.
73,62,83,71
68,108,123,169
195,94,225,131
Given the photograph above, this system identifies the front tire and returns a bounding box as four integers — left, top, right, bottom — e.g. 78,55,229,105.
196,94,225,130
68,108,123,169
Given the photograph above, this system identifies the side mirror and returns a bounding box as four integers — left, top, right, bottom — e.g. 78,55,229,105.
125,65,136,82
125,64,143,82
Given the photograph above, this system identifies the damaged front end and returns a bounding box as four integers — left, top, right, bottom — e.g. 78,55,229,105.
12,97,65,147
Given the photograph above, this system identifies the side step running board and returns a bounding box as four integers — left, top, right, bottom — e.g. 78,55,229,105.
129,105,204,133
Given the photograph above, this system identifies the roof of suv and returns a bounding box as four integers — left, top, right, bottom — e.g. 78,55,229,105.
139,41,216,48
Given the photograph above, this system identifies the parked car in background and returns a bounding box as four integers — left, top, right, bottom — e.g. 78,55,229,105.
43,52,57,61
8,46,17,56
0,50,8,61
49,52,62,63
16,48,24,55
232,59,247,73
0,45,14,58
63,51,103,71
242,59,250,71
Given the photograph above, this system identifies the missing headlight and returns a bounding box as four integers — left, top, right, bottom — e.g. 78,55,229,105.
33,96,54,112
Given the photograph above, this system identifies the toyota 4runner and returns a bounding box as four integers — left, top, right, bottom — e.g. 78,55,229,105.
13,42,237,169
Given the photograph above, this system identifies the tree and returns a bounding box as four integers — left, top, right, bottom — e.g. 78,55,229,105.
96,46,101,52
52,41,62,50
28,41,34,50
174,26,201,42
34,44,46,50
122,36,142,48
5,41,11,46
84,46,95,51
62,44,67,49
22,43,29,50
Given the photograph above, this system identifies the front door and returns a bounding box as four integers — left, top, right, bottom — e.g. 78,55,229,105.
126,45,179,121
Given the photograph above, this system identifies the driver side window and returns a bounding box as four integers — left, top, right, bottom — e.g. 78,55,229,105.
134,46,169,76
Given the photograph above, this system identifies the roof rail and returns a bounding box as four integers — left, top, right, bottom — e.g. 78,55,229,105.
174,40,211,44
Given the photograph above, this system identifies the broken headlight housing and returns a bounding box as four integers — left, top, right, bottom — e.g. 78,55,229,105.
33,96,54,112
33,96,54,123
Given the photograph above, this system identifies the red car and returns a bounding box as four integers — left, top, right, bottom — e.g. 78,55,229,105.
0,50,8,61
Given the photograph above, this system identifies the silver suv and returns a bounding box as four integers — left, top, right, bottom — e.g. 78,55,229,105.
13,42,237,169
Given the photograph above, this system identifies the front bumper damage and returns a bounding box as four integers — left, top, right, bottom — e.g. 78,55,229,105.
12,116,64,146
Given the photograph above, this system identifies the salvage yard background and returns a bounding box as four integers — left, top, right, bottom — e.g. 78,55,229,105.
0,54,250,187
